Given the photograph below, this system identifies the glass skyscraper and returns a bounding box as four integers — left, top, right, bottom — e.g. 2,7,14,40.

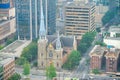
15,0,56,40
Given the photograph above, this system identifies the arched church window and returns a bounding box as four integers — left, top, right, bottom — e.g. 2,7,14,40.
57,62,59,67
41,62,43,66
41,53,43,56
49,50,53,57
57,55,59,58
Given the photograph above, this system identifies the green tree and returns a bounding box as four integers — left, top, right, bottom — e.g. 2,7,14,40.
23,62,30,76
95,41,107,47
8,73,21,80
96,27,101,33
78,32,96,54
46,63,56,80
0,45,4,50
92,69,100,75
62,50,81,70
16,57,27,65
21,41,37,62
102,9,116,25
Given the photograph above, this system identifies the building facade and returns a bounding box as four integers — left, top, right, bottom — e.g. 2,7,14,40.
0,0,16,44
105,49,120,72
15,0,56,40
38,2,77,70
104,25,120,49
89,45,120,72
64,1,95,39
0,57,15,80
89,45,106,70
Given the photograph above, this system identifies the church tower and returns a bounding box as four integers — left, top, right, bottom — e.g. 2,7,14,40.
38,0,47,69
54,31,63,69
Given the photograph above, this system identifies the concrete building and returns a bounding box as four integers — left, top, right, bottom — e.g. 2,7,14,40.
38,2,77,70
0,0,16,44
64,1,95,39
95,5,109,28
0,56,15,80
89,45,106,70
105,49,120,72
0,40,31,58
15,0,56,40
104,25,120,49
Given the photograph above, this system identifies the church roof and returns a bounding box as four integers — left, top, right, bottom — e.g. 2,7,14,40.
47,35,74,48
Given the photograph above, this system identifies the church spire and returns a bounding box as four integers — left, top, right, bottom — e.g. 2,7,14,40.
56,31,61,50
39,0,46,40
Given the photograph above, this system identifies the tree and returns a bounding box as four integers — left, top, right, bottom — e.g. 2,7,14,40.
21,41,37,62
62,50,81,70
23,62,30,76
96,27,101,33
102,9,116,25
16,57,27,65
78,31,96,54
0,45,4,50
8,73,21,80
92,69,100,75
95,41,107,47
46,63,56,80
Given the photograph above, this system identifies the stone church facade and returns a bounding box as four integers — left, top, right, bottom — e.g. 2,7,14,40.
38,0,77,70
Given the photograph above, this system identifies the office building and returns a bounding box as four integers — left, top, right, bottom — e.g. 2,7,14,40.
95,5,109,27
64,1,95,39
0,0,16,44
0,56,15,80
92,0,109,6
104,25,120,49
15,0,56,40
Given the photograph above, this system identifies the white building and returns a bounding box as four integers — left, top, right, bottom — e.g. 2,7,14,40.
104,25,120,49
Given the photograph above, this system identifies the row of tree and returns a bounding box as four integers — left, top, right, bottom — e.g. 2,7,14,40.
62,50,81,70
78,31,96,54
16,41,37,65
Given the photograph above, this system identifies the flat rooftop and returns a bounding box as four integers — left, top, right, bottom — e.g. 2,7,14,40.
0,40,31,58
0,57,14,66
66,1,95,7
109,25,120,33
104,37,120,40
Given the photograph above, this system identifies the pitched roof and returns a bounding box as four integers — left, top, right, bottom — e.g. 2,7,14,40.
47,35,74,48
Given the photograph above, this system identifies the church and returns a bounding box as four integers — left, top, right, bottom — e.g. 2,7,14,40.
38,0,77,70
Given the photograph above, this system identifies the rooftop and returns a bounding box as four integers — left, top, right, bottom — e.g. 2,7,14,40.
66,1,95,7
105,48,120,59
0,40,31,58
109,25,120,33
89,45,106,57
0,57,14,66
104,37,120,40
46,35,74,48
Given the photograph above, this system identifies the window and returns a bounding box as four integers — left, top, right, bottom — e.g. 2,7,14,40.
57,62,59,67
41,53,43,56
57,55,59,58
49,51,53,57
41,62,43,66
